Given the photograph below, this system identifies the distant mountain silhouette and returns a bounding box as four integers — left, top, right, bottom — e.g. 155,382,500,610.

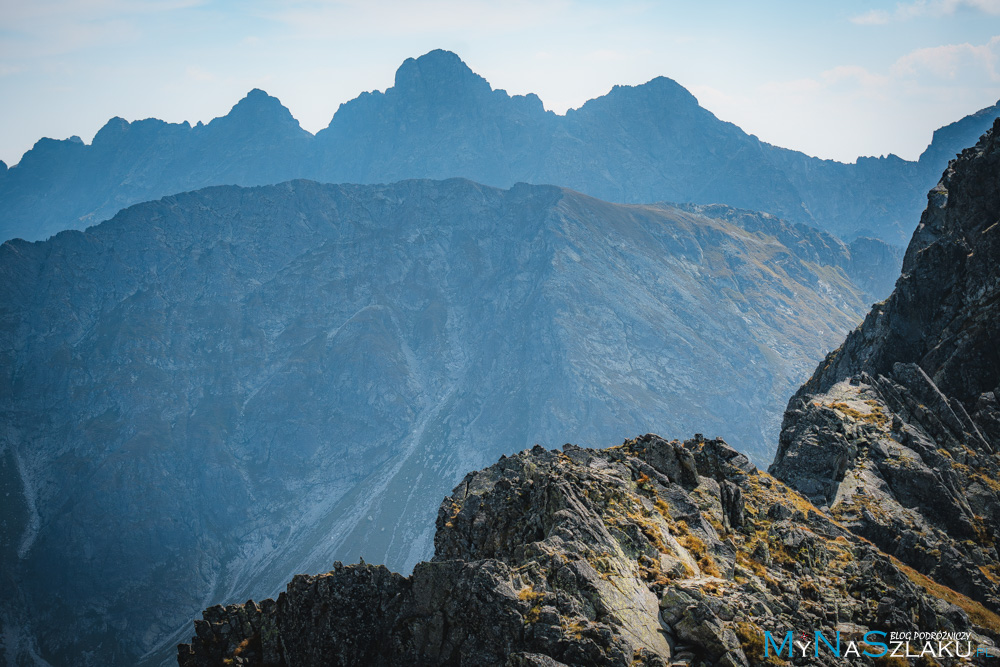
1,49,996,245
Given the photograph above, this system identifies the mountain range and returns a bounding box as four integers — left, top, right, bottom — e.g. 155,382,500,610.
175,116,1000,667
1,178,883,666
3,48,998,667
1,49,997,247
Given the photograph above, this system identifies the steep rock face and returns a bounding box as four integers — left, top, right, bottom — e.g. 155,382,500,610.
845,237,905,300
0,180,871,666
1,49,996,244
918,101,1000,177
772,120,1000,612
676,203,903,301
178,435,1000,666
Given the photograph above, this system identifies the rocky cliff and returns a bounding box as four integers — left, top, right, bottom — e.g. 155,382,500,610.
1,50,994,247
772,120,1000,615
0,180,876,666
178,435,1000,666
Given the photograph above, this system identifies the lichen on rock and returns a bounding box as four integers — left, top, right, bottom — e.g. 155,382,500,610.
179,434,999,666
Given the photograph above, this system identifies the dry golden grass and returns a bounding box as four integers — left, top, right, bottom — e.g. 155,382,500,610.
828,400,890,428
519,587,545,624
628,508,670,553
895,559,1000,633
974,472,1000,493
517,586,544,603
697,553,721,577
733,621,786,665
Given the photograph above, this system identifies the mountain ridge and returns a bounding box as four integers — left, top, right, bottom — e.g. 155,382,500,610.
1,49,996,246
0,177,881,666
172,107,1000,667
772,119,1000,613
177,433,1000,666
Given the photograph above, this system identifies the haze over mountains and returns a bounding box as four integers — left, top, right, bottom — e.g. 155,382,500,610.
1,179,875,665
2,47,999,667
176,121,1000,667
1,49,997,246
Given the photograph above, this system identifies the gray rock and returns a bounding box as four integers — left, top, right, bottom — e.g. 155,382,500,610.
773,119,1000,612
178,434,997,666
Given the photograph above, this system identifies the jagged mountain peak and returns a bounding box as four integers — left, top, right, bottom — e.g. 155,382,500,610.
571,75,703,119
391,48,492,99
626,75,699,104
211,87,306,133
92,115,131,143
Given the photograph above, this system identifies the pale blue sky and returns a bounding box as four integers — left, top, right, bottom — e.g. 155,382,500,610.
0,0,998,165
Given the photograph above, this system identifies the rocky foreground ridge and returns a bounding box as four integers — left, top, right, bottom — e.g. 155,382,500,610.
178,434,1000,666
772,119,1000,615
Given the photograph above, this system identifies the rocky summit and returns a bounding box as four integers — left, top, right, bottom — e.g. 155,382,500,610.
178,434,1000,666
772,119,1000,615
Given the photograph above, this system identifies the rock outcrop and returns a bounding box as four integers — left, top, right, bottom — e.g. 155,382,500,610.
178,435,1000,666
772,120,1000,613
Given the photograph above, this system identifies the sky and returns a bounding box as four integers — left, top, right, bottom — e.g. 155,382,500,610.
0,0,998,166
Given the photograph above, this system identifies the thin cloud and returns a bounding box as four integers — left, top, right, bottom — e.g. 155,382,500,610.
258,0,576,38
759,77,823,96
185,65,216,82
0,0,205,58
0,0,204,26
822,65,890,88
851,9,891,24
584,49,629,63
892,35,1000,81
763,36,999,97
758,66,889,104
851,0,1000,24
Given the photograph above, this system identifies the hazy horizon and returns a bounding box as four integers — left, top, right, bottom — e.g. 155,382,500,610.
0,1,998,167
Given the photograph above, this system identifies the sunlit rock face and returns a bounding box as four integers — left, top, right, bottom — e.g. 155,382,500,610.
178,434,1000,667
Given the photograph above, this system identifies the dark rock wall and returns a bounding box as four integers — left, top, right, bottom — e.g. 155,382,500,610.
773,120,1000,615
